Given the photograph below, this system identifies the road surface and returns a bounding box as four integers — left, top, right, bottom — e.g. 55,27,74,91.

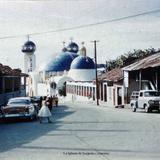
0,101,160,160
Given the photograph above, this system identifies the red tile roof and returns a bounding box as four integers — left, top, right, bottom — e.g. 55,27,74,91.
98,68,123,82
0,63,28,76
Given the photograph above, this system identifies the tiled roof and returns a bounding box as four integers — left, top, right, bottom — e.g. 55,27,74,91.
0,63,28,76
98,68,123,82
97,52,160,82
123,52,160,71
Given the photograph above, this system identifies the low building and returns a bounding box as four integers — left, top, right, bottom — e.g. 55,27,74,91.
97,68,124,107
122,52,160,103
0,63,28,106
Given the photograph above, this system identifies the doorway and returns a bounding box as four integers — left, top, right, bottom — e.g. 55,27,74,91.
117,87,122,105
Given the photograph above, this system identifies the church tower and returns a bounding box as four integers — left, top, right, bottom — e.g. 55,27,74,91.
21,36,36,73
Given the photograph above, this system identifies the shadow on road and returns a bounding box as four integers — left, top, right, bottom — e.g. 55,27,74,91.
0,104,75,153
133,110,160,114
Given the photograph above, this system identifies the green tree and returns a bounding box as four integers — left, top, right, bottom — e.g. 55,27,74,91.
106,47,158,71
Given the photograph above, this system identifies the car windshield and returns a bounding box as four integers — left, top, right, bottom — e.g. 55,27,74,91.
144,91,160,97
8,99,30,105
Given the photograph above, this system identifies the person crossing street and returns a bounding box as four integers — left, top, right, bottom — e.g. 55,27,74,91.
38,101,52,123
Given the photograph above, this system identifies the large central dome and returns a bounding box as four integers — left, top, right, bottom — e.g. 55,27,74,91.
42,42,79,72
44,52,78,72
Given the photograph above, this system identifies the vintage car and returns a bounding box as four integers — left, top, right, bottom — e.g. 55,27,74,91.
2,97,38,120
0,107,3,118
30,96,42,109
130,90,160,113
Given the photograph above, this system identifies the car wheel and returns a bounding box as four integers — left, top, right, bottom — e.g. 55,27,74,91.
34,114,38,120
30,115,35,121
132,107,136,112
131,103,136,112
145,106,150,113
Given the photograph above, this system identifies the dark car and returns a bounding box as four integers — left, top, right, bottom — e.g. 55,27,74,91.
30,96,42,109
2,97,38,120
0,107,3,118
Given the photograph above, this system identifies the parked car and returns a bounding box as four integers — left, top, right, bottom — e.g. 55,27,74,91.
2,97,38,120
30,96,42,109
0,107,3,118
130,90,160,113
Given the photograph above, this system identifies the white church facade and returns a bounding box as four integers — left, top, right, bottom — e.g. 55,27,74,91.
23,40,124,108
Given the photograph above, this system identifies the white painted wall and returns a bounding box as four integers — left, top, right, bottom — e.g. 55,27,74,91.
66,81,125,107
37,83,48,96
68,69,95,81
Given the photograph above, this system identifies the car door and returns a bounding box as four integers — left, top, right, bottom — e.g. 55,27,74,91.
138,92,144,108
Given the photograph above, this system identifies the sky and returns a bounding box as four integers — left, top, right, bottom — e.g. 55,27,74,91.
0,0,160,71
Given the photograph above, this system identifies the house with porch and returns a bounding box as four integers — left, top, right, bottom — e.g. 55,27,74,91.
122,52,160,103
0,63,28,106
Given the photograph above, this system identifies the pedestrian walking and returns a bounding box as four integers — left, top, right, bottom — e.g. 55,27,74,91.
45,96,52,111
55,94,58,107
38,101,52,123
39,96,43,108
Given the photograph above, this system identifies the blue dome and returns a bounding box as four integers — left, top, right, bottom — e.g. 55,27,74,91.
22,41,36,53
71,56,95,69
44,52,78,72
66,42,79,53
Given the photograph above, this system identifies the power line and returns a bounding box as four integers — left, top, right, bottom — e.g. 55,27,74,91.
0,8,160,40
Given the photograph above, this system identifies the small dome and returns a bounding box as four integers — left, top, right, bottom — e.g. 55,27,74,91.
71,56,95,69
22,41,36,53
66,42,79,53
44,52,78,72
62,47,67,52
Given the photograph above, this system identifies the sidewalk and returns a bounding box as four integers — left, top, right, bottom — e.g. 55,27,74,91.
59,96,131,110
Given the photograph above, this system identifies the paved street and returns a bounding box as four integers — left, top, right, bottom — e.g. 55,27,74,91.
0,101,160,160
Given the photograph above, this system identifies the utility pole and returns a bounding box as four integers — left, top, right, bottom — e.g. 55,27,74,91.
91,40,99,106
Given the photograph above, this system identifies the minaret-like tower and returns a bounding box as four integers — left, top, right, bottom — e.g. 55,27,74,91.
21,36,36,73
80,42,87,57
